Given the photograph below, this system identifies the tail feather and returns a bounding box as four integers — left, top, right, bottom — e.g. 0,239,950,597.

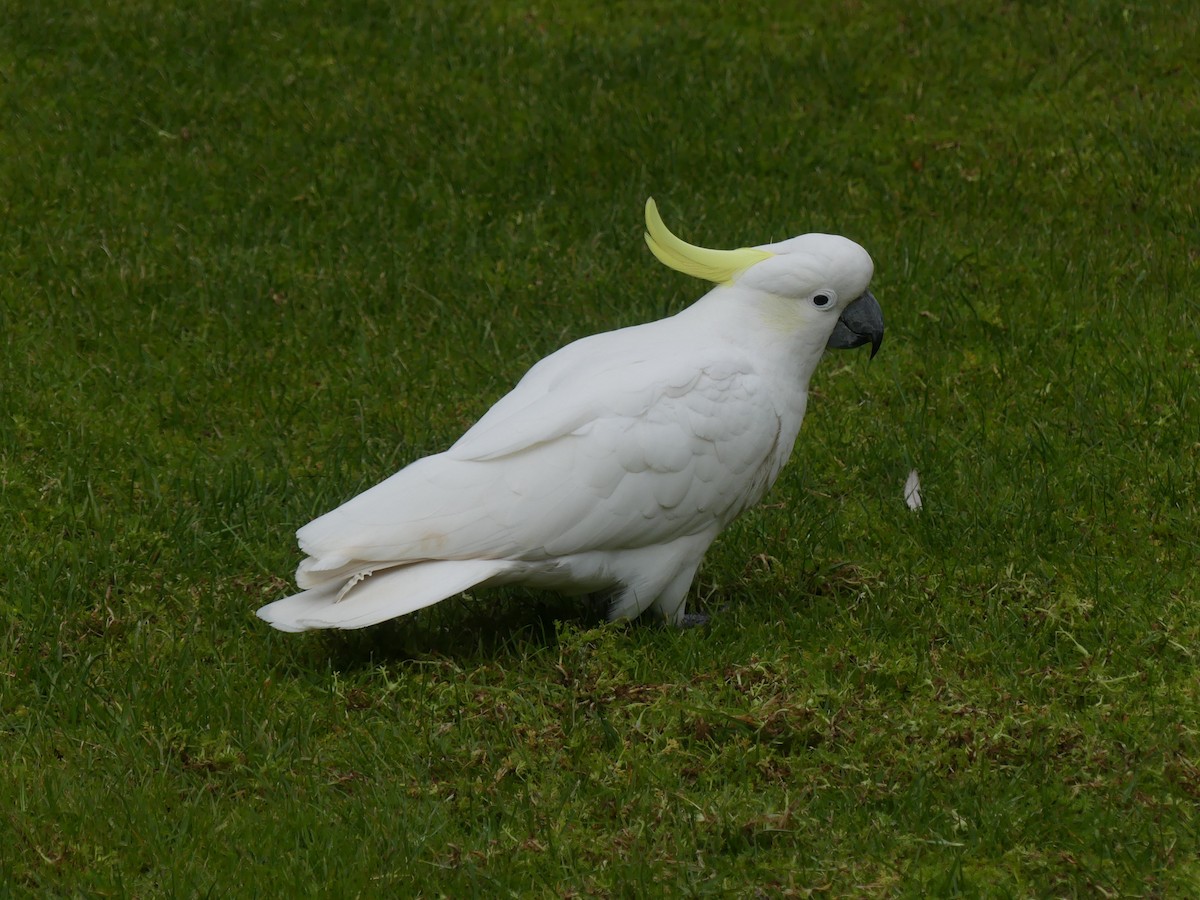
296,554,362,590
257,558,514,632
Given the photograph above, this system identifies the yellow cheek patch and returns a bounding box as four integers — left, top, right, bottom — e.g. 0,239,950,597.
644,198,772,285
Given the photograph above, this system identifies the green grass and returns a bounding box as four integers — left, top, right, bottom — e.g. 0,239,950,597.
3,0,1199,894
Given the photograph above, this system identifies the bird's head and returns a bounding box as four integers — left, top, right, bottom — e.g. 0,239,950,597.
644,198,883,358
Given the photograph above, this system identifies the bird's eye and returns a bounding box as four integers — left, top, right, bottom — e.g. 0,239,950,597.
812,293,834,309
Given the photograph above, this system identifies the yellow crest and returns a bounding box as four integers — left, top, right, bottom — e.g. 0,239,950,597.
644,198,772,285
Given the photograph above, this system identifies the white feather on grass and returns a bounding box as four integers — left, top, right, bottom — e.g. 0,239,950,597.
904,469,922,511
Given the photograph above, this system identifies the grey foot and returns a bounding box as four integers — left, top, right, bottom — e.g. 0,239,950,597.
678,612,711,629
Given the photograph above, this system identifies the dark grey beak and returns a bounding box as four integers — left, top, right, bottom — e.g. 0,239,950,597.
826,290,884,359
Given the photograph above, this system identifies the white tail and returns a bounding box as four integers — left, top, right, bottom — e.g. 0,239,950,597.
256,558,513,632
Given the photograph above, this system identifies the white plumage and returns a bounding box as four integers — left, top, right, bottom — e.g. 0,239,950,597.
258,199,883,631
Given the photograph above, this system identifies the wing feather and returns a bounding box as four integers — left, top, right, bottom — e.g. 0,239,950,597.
295,326,787,582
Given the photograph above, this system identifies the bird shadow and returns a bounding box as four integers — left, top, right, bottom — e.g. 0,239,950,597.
310,589,613,673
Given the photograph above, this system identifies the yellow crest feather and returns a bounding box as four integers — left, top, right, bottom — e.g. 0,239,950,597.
643,198,772,285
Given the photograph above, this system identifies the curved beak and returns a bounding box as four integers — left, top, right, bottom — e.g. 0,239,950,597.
826,290,884,359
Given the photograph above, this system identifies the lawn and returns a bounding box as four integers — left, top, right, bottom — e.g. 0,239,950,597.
3,0,1199,894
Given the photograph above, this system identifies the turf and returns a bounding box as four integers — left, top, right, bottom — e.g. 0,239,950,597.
3,0,1199,894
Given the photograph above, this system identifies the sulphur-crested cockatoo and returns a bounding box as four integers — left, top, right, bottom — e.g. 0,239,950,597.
258,199,883,631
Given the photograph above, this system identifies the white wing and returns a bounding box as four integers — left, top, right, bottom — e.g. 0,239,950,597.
294,322,787,589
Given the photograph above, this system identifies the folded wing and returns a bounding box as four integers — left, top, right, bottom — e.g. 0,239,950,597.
290,326,786,594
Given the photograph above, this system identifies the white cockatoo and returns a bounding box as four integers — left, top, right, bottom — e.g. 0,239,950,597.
257,199,883,631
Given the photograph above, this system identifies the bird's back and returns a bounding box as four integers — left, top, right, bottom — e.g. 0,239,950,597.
293,314,791,598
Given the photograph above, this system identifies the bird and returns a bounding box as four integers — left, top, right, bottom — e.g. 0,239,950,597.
257,199,884,632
